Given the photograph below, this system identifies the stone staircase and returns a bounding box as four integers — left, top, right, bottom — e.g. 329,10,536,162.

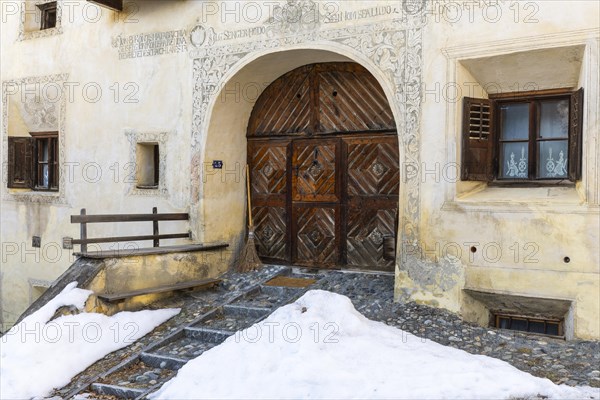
80,271,316,399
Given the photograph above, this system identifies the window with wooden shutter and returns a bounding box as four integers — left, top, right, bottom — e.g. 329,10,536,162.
461,97,495,181
461,89,584,183
7,137,33,189
568,88,584,181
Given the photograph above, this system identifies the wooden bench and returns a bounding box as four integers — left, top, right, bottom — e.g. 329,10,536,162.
97,278,222,303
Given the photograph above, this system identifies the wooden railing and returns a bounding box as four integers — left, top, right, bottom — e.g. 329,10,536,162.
70,208,191,253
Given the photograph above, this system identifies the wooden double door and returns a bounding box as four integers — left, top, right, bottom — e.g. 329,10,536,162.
249,134,398,270
247,62,399,271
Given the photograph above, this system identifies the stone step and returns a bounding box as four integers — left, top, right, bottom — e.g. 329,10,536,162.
150,334,225,362
191,307,266,332
91,358,177,395
227,284,303,309
222,304,272,318
91,383,146,399
140,352,188,371
184,326,234,341
62,265,292,399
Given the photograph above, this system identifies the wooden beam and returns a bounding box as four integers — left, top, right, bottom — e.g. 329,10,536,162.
71,213,189,224
80,208,87,253
87,0,123,11
96,278,222,302
72,233,191,245
74,242,229,258
153,207,159,247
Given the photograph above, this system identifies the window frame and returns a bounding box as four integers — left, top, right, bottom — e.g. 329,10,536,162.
30,131,59,192
135,142,160,190
462,87,583,185
493,90,572,183
494,313,564,338
37,1,57,31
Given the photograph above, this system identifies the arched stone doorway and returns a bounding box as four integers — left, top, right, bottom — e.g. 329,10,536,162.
247,62,399,271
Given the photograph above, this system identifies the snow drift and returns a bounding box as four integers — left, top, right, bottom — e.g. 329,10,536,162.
152,290,598,399
0,282,179,399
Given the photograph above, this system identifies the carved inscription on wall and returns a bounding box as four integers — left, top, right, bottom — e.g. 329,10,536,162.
112,30,188,60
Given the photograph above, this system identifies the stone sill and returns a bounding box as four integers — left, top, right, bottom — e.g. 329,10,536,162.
4,189,66,205
7,189,59,196
443,186,598,214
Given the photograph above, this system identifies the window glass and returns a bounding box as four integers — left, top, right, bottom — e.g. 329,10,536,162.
500,103,529,140
511,318,528,332
539,99,569,139
528,320,545,334
501,142,528,179
39,139,49,188
538,140,568,179
546,323,560,336
498,317,510,330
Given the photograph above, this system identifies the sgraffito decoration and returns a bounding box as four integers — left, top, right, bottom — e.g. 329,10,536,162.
2,74,69,204
189,0,425,249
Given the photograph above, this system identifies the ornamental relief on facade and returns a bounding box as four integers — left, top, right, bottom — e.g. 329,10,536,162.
189,0,425,245
1,74,68,205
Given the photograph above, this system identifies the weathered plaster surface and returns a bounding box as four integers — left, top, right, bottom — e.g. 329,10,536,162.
1,0,598,338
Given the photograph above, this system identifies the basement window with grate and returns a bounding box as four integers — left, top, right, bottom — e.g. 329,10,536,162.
461,89,583,183
494,314,563,337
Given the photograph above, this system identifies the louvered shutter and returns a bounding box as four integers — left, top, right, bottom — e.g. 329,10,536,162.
568,88,584,182
7,137,33,189
461,97,496,181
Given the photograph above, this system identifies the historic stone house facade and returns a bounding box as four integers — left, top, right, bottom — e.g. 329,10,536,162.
1,0,598,339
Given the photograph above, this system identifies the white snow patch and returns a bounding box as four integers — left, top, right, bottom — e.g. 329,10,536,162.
151,290,599,400
0,282,180,399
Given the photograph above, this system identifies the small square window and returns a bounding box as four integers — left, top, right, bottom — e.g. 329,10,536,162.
136,143,159,189
37,2,57,30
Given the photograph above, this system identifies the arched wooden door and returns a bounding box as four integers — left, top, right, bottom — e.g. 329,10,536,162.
247,62,399,271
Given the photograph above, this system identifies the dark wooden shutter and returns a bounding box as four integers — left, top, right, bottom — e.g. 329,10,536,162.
568,88,584,182
461,97,495,181
7,137,33,189
87,0,123,11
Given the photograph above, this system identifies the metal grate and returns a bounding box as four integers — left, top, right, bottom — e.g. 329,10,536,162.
494,314,563,337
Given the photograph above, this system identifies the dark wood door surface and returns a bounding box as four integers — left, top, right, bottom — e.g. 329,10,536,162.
247,62,398,271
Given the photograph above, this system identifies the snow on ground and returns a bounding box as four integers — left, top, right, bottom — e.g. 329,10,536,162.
0,282,180,399
152,290,599,400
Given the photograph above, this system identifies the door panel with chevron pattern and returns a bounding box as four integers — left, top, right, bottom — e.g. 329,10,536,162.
247,62,399,270
292,139,339,202
345,136,399,270
253,206,287,261
248,140,290,262
318,68,395,133
293,205,338,266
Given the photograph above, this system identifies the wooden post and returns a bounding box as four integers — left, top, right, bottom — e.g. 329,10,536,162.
80,208,87,253
153,207,159,247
